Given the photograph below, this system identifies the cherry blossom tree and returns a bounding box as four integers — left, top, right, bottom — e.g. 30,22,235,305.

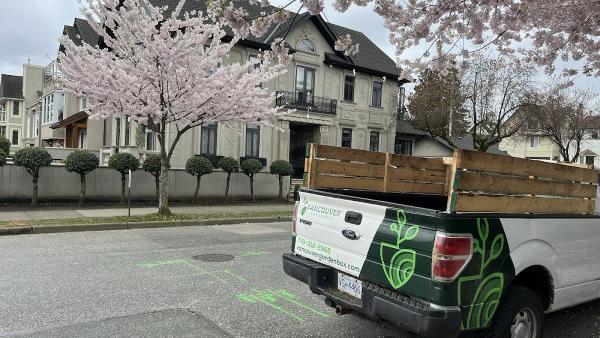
58,0,288,214
214,0,600,77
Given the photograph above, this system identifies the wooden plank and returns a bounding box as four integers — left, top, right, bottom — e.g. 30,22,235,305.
383,153,391,193
457,149,598,183
314,159,385,178
388,166,447,183
313,175,384,191
458,171,597,199
454,194,595,214
387,180,446,194
316,145,386,164
446,150,460,212
389,153,446,171
305,144,315,188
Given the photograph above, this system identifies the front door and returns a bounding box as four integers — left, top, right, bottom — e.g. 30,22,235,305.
289,124,315,178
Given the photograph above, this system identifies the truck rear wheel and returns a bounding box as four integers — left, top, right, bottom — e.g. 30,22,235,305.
484,286,544,338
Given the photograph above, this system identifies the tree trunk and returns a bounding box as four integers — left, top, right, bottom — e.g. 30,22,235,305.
278,176,283,201
158,153,171,214
225,173,231,197
250,175,255,202
193,176,201,204
79,174,86,207
31,174,39,207
120,173,126,204
154,175,160,205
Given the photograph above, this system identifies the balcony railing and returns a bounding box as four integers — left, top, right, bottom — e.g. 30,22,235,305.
276,91,337,115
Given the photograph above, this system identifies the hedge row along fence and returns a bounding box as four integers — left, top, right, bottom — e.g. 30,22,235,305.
0,146,293,207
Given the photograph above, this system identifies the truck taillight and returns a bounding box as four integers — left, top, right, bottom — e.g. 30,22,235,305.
432,232,473,282
291,201,299,236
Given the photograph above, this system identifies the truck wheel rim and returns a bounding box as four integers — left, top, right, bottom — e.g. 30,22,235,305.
510,307,537,338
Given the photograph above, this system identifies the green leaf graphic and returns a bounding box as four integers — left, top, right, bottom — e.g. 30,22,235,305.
379,210,419,289
465,272,504,329
489,234,505,262
477,218,489,242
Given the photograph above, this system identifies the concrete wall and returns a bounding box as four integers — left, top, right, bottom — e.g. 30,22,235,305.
0,164,287,202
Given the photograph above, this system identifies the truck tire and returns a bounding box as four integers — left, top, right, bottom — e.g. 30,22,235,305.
484,285,544,338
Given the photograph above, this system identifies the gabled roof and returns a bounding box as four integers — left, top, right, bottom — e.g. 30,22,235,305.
429,134,507,155
0,74,23,99
60,1,404,80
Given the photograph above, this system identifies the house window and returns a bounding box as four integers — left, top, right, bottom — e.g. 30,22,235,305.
343,76,355,102
245,124,260,157
11,129,18,146
0,126,6,137
585,155,595,166
79,97,87,111
33,114,39,137
394,135,413,155
0,102,5,122
341,128,352,148
297,38,316,53
369,131,380,152
41,92,64,125
13,101,19,116
296,65,315,105
124,116,130,146
146,129,157,151
115,118,121,146
592,131,600,140
372,81,383,107
529,136,539,148
27,116,31,138
200,123,217,155
248,54,261,73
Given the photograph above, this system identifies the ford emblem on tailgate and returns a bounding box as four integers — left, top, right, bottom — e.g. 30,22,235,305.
342,229,360,240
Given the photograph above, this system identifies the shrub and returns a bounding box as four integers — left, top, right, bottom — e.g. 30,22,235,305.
270,160,293,201
241,159,263,202
65,150,99,206
142,154,161,204
218,157,239,197
0,136,10,155
13,147,53,207
186,156,213,204
0,149,6,167
108,152,140,204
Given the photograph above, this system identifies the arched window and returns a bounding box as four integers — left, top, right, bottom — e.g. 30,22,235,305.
297,38,316,53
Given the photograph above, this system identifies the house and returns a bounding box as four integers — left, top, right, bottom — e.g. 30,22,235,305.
395,121,506,158
0,74,26,152
39,1,408,175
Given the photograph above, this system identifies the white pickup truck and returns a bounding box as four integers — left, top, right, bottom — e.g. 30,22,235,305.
283,144,600,338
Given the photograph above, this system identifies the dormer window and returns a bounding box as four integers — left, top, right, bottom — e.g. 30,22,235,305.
297,38,316,53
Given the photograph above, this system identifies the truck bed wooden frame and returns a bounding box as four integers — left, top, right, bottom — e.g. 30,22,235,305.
303,144,599,214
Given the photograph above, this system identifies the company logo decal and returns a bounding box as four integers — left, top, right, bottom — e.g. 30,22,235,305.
300,196,342,220
379,210,419,289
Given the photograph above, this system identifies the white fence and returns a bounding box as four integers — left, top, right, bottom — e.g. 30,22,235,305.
0,164,288,202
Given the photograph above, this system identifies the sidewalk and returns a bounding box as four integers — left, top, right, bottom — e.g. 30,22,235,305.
0,203,292,222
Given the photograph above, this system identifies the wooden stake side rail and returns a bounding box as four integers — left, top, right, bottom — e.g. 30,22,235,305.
304,144,448,195
447,149,598,214
303,144,598,214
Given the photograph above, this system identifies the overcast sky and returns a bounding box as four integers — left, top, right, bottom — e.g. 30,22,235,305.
0,0,597,92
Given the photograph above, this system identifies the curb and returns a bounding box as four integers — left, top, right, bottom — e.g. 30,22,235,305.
0,216,292,236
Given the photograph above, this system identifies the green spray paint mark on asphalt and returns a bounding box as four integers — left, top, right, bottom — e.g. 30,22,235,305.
238,292,305,322
136,258,243,284
266,289,330,318
380,210,419,289
238,251,271,257
237,289,330,321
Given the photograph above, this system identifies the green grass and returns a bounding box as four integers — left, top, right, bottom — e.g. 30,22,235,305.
0,211,292,228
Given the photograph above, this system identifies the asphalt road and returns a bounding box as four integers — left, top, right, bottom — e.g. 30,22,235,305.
1,222,599,338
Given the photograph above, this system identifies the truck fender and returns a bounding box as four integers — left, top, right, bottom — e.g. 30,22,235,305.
509,239,558,289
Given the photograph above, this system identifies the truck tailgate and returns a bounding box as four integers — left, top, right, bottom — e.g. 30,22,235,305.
293,190,436,301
